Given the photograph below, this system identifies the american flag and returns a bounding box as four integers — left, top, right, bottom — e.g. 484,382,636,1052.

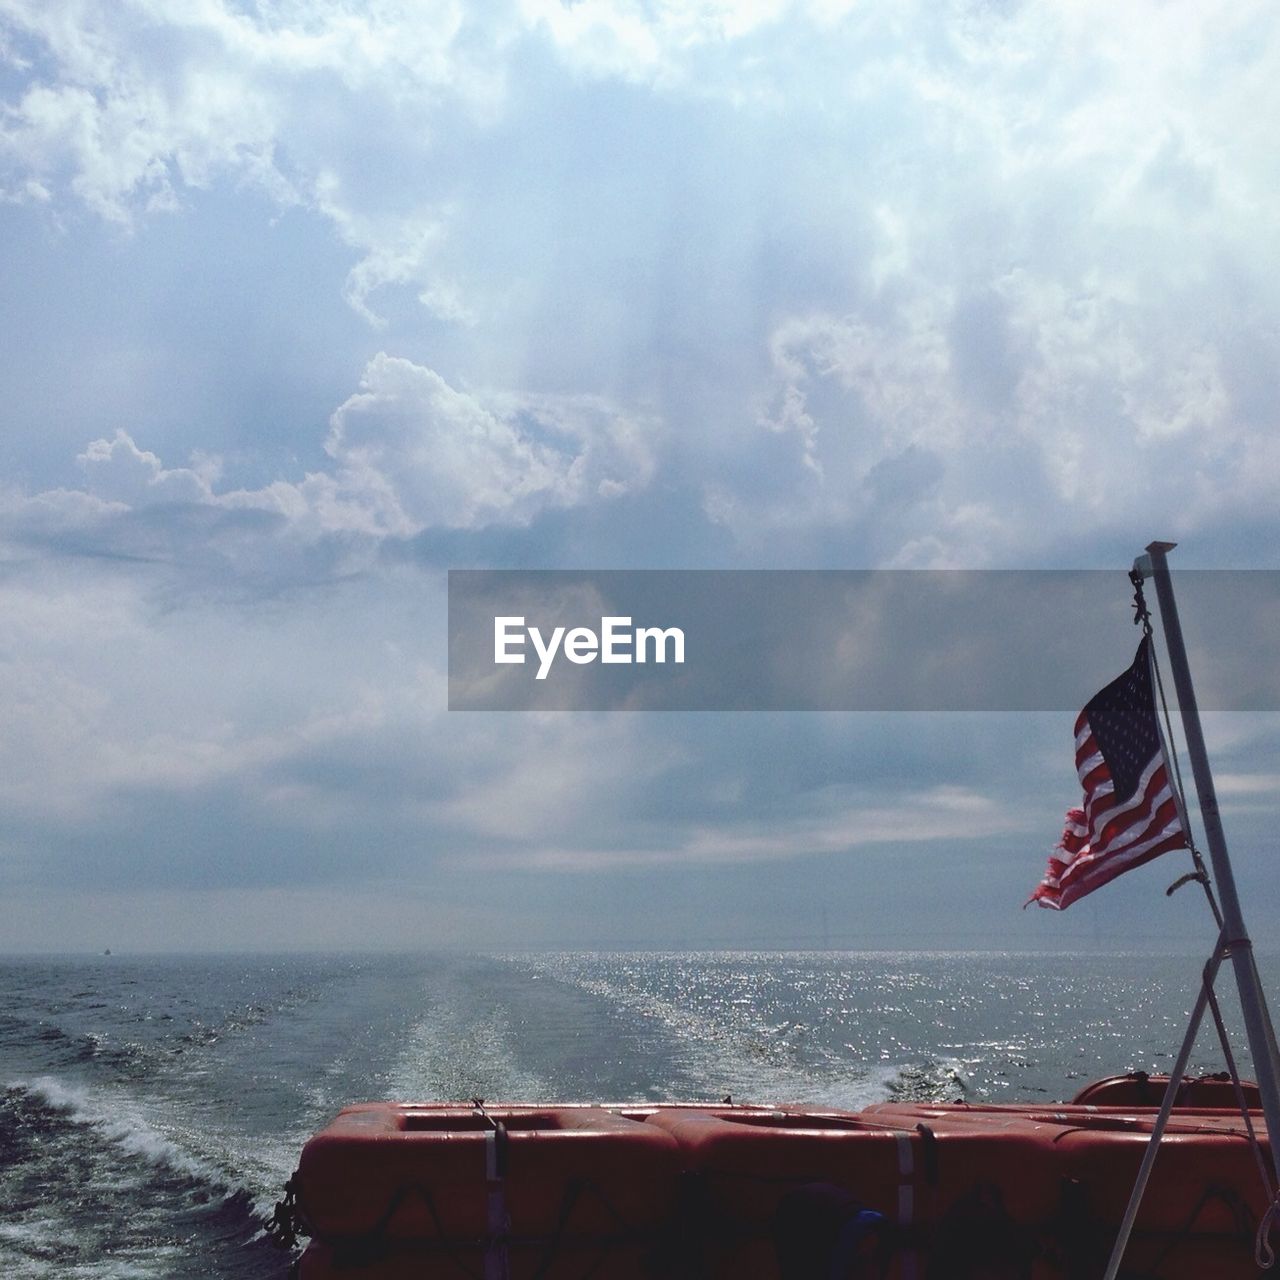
1028,636,1188,910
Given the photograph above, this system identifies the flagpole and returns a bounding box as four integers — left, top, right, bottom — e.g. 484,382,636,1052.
1137,540,1280,1183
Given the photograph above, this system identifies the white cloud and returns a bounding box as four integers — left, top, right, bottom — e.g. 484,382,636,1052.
323,353,655,529
516,0,869,92
763,306,958,456
8,0,1280,954
4,353,656,551
440,710,681,842
719,250,1277,564
0,557,449,825
315,194,473,328
5,0,1280,411
78,430,216,506
0,0,501,304
687,1,1280,563
705,299,1010,562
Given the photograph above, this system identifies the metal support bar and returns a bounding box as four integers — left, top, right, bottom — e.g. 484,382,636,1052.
1205,966,1277,1204
1139,541,1280,1184
1250,946,1280,1091
1101,935,1229,1280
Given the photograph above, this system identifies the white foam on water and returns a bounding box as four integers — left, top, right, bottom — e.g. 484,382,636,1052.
385,988,552,1103
502,954,895,1108
2,1251,188,1280
2,1072,306,1278
16,1072,307,1220
12,1075,219,1184
0,1215,72,1267
881,1055,972,1103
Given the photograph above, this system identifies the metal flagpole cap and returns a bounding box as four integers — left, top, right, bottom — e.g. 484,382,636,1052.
1134,540,1177,578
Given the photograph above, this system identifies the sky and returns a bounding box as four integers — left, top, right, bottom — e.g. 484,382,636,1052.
2,0,1279,952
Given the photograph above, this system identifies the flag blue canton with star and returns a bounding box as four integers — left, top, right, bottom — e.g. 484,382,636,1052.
1082,641,1162,806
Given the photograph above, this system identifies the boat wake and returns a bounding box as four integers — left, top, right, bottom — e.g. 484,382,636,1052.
502,952,918,1109
0,1077,286,1279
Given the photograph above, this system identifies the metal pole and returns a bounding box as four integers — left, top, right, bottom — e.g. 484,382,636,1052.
1101,935,1226,1280
1139,540,1280,1184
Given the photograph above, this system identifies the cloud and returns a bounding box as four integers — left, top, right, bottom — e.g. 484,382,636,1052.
706,205,1280,566
316,199,475,328
0,556,458,869
77,430,216,507
5,0,1280,951
464,783,1027,872
6,3,1280,573
0,0,503,312
324,353,656,530
2,353,656,579
0,10,286,223
516,0,813,87
637,1,1276,566
0,559,1063,899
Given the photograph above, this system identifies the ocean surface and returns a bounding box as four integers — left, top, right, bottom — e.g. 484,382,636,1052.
0,948,1273,1278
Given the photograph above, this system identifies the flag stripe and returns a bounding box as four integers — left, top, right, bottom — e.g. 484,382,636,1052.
1080,755,1165,849
1037,832,1189,910
1059,788,1180,889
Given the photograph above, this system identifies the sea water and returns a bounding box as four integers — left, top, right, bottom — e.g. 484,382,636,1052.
0,949,1271,1278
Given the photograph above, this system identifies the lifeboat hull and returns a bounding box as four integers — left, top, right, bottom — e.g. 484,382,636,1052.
289,1090,1273,1279
1070,1070,1263,1109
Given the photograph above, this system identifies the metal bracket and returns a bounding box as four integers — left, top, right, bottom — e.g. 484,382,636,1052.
1132,540,1177,581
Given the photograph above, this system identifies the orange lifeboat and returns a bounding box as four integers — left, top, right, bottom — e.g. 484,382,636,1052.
645,1104,1066,1279
284,1087,1274,1279
292,1103,683,1279
1070,1070,1263,1109
864,1098,1273,1279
